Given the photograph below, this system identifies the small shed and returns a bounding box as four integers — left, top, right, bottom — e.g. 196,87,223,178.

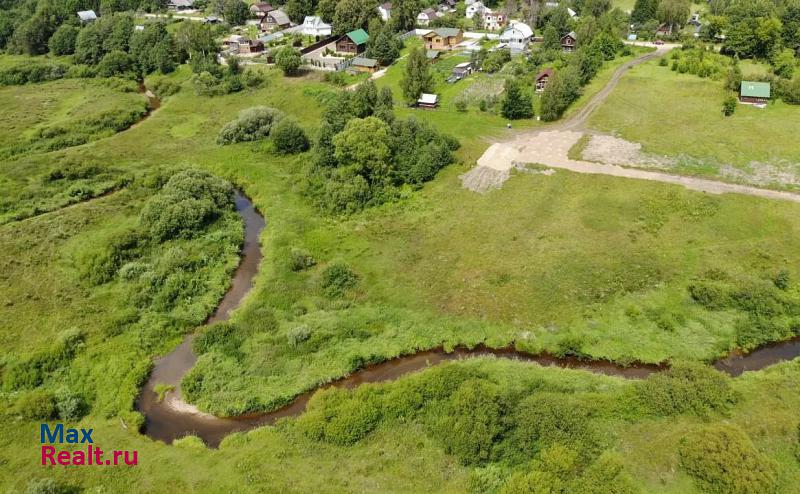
169,0,194,10
417,93,439,108
426,49,441,62
560,31,576,52
740,81,770,105
452,62,473,77
351,57,379,73
77,10,97,22
535,68,554,92
250,3,275,17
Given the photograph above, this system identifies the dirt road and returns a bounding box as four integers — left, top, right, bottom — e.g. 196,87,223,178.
463,45,800,203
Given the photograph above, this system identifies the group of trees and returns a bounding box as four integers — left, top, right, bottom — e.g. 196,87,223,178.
631,0,691,33
217,105,309,153
307,80,458,213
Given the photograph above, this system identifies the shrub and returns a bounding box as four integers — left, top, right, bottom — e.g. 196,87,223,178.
289,248,316,271
55,388,87,421
428,379,507,465
455,98,468,112
4,330,85,391
722,95,737,116
140,169,234,241
275,46,302,76
633,362,737,418
688,280,731,309
482,49,511,73
48,25,79,56
98,50,133,78
659,57,668,67
148,76,181,99
508,393,599,464
15,390,56,420
297,387,382,445
192,322,242,357
773,269,790,290
287,325,312,346
679,424,777,494
23,478,75,494
271,118,309,154
320,262,359,297
173,435,206,449
217,106,285,144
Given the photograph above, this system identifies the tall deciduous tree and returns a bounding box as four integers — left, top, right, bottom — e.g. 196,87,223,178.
333,0,377,34
501,78,534,119
400,46,434,104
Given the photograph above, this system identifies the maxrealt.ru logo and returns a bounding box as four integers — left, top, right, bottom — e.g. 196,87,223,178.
40,424,138,466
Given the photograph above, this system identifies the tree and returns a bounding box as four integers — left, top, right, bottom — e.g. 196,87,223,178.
175,22,219,72
222,0,249,26
351,79,378,117
98,50,133,77
275,46,302,76
582,0,611,18
501,78,534,119
387,0,421,32
9,15,55,55
400,46,434,104
656,0,690,32
285,0,315,24
540,66,582,121
318,0,337,22
367,23,401,65
631,0,658,24
542,24,561,51
722,94,737,116
374,86,395,123
772,48,796,78
754,17,783,58
332,116,393,185
48,24,79,55
75,23,106,64
103,13,134,53
333,0,377,34
272,118,310,154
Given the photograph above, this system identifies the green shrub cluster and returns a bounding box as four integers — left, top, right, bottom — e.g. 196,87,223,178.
217,107,286,145
140,169,234,241
631,363,737,418
679,424,777,494
688,271,800,350
320,262,359,298
0,60,69,85
4,329,84,391
668,47,729,78
271,118,310,155
307,82,459,214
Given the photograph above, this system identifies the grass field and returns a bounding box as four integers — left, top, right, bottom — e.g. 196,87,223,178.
587,58,800,185
2,49,800,493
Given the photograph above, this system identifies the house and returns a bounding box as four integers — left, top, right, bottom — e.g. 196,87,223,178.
168,0,194,10
450,62,473,81
422,28,463,50
417,8,438,26
224,35,265,54
560,31,576,51
351,57,379,73
77,10,97,23
417,93,439,108
224,35,263,54
426,49,441,62
466,1,485,19
250,3,274,17
655,23,673,36
482,9,507,30
302,16,331,37
535,68,553,92
739,81,770,105
567,7,577,17
499,21,533,50
261,10,291,31
335,29,369,54
378,2,392,21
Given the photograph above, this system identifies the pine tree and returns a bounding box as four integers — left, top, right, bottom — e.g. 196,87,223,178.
374,86,395,123
400,46,434,105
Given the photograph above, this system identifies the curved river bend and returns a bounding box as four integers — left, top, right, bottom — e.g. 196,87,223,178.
136,193,800,448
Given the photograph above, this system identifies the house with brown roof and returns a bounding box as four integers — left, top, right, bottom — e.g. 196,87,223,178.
535,68,553,92
335,29,369,54
560,31,576,51
224,35,265,54
250,2,274,17
261,9,291,31
378,2,392,21
422,28,463,50
417,8,438,26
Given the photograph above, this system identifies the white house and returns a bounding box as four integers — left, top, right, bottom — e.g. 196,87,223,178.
465,1,485,19
417,8,438,26
482,8,506,30
499,21,533,50
378,2,392,21
302,16,331,36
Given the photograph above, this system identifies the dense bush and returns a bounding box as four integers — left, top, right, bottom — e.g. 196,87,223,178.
320,262,359,297
217,107,286,145
289,248,316,271
140,169,235,241
679,424,777,494
287,325,312,346
271,118,309,154
428,379,507,465
296,386,383,445
193,322,242,357
501,78,534,120
482,49,512,73
48,24,79,56
3,329,85,391
275,46,302,76
79,228,145,285
0,61,68,85
148,76,181,99
507,393,600,464
55,387,87,421
23,477,76,494
632,363,737,418
14,390,56,420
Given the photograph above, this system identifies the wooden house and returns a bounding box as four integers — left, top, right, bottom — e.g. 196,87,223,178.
535,68,553,92
335,29,369,54
422,28,463,50
739,81,770,105
560,31,576,51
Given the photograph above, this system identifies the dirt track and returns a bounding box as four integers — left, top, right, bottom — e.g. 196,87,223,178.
461,43,800,203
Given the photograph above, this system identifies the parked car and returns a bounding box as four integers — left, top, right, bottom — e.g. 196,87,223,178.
654,40,664,45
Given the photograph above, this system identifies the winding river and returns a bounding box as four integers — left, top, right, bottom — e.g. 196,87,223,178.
136,193,800,448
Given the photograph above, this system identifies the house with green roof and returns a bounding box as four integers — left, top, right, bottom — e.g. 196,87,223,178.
740,81,770,105
336,29,369,55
